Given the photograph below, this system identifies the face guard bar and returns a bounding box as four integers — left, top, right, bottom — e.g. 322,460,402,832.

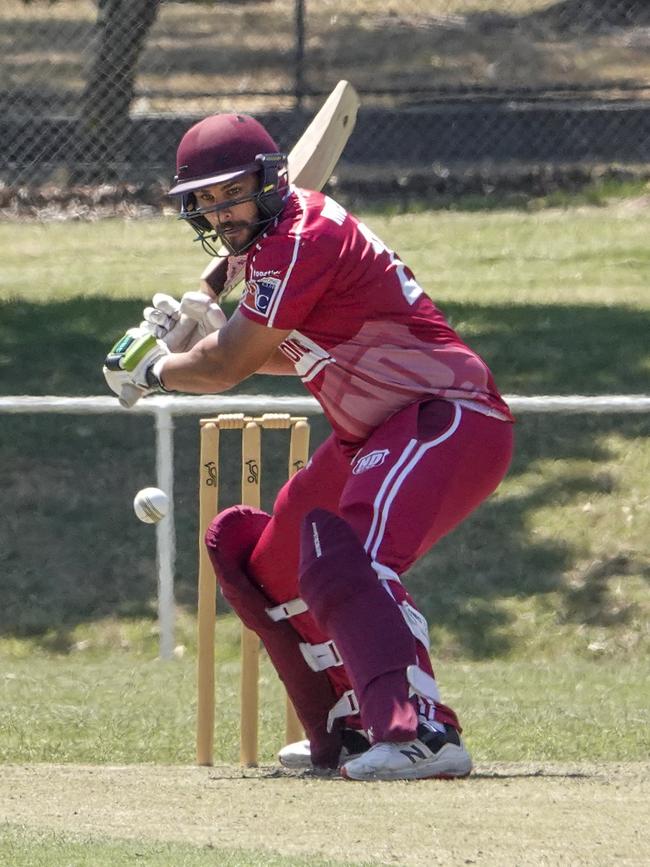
175,153,289,256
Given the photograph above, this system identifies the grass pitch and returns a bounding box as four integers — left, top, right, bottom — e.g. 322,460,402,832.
1,762,649,866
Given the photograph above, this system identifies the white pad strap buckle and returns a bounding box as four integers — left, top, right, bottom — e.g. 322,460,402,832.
377,573,431,651
326,689,360,733
399,601,431,650
406,664,441,703
266,597,308,622
299,639,343,672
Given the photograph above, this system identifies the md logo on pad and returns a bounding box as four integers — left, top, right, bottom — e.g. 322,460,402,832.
352,449,390,474
243,277,281,317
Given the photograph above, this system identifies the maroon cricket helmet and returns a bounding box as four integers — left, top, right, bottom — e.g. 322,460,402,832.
168,113,289,257
169,113,282,196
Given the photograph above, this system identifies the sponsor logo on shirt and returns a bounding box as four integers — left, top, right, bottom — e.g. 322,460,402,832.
250,267,282,279
243,276,281,317
352,448,390,475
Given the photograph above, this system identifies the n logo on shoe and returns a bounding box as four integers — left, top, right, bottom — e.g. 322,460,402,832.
399,744,427,764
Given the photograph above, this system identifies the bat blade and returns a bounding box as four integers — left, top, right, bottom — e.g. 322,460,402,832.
200,81,360,292
286,79,360,191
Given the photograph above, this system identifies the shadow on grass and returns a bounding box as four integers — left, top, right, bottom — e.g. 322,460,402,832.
560,552,650,627
1,297,649,655
2,297,649,396
407,434,646,658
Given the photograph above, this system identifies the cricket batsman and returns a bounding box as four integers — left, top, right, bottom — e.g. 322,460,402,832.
103,113,514,780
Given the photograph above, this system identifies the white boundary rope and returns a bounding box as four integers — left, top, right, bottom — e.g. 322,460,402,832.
3,393,649,658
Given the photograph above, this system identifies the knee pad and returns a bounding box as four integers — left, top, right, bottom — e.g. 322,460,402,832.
299,509,420,742
205,506,272,627
205,506,343,767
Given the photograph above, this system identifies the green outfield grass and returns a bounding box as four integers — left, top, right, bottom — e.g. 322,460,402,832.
3,202,650,308
0,824,367,867
1,204,649,660
1,204,649,743
1,614,648,764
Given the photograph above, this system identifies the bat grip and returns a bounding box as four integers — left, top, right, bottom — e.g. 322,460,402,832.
119,383,144,409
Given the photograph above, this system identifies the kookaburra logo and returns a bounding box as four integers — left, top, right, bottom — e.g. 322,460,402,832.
204,461,218,486
245,459,259,484
352,449,390,475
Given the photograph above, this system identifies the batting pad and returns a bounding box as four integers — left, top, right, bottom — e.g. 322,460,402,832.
299,508,419,742
205,505,343,767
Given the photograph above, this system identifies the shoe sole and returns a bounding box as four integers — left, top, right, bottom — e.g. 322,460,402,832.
340,766,472,781
278,757,313,769
340,743,472,782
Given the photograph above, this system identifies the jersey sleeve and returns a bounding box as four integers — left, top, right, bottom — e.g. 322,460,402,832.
238,232,335,330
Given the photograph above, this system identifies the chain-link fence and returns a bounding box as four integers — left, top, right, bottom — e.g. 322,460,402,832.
1,0,649,198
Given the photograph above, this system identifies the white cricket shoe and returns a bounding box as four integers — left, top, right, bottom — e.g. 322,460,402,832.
277,738,312,769
340,724,472,781
278,729,371,770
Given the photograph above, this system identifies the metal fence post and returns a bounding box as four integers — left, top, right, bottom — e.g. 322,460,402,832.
294,0,306,110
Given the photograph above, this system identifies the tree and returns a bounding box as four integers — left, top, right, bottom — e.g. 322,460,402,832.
75,0,162,180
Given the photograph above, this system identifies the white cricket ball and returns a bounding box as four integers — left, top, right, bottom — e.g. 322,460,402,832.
133,487,169,524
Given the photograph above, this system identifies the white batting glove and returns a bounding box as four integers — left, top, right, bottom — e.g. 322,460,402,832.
141,291,227,352
103,327,170,408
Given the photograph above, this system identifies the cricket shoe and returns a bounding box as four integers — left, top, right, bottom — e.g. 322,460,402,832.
278,728,371,770
340,723,472,781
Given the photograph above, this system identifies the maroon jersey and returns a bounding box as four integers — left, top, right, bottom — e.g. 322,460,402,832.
238,187,512,448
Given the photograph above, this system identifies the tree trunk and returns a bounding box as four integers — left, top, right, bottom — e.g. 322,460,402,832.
74,0,161,181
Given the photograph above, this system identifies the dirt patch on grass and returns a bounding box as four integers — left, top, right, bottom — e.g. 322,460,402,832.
1,763,647,865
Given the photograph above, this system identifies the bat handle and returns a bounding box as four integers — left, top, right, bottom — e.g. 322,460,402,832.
119,383,145,409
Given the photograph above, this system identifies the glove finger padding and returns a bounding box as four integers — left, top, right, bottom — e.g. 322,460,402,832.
141,294,182,342
141,290,226,351
143,306,176,329
139,319,164,340
179,290,228,334
205,506,344,768
162,314,201,352
152,293,182,317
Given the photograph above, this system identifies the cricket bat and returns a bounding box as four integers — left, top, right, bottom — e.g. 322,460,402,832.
199,79,360,296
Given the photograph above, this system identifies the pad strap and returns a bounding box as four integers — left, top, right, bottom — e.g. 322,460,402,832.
327,689,360,733
380,577,431,650
406,664,441,703
299,639,344,672
266,597,309,622
398,599,431,650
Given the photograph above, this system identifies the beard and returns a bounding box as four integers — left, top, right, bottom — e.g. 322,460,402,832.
217,220,254,254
